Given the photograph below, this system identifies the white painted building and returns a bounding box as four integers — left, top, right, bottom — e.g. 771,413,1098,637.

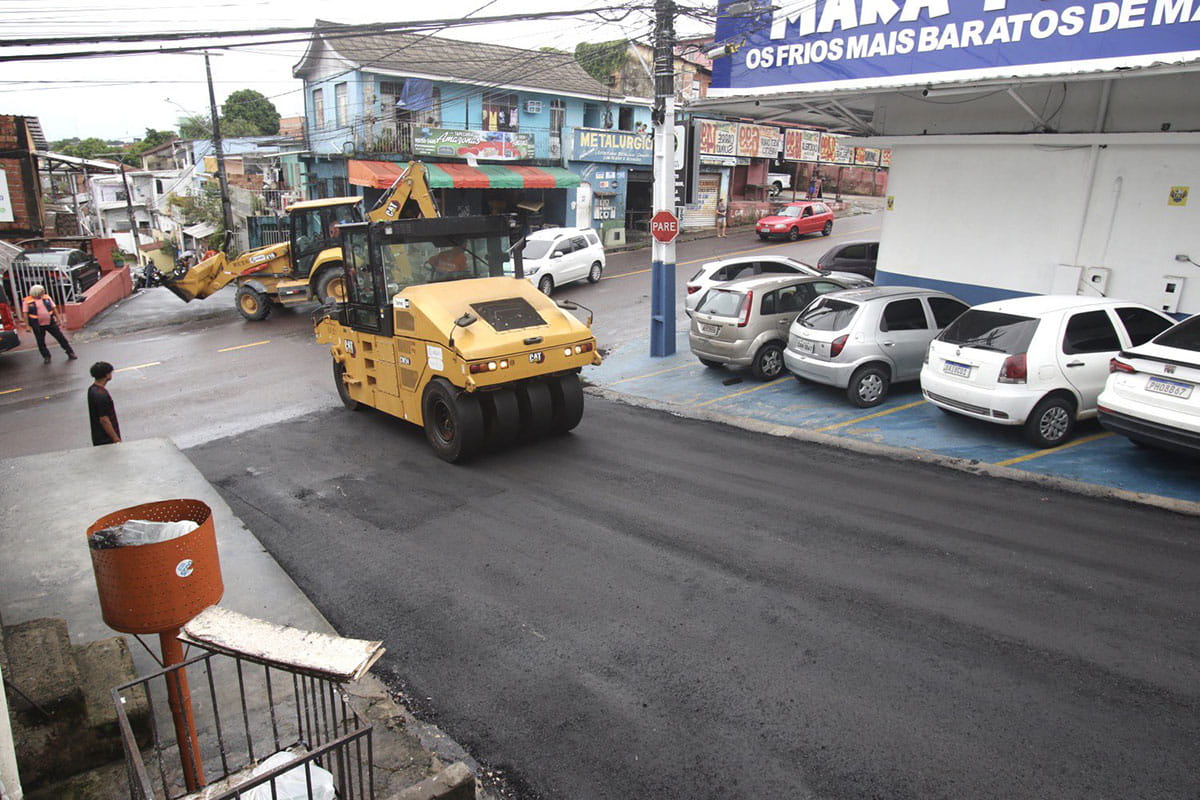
694,1,1200,315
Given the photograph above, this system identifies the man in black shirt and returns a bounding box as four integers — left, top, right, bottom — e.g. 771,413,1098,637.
87,361,121,446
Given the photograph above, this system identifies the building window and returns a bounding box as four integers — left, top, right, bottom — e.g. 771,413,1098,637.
313,88,324,130
335,82,348,128
550,99,565,140
482,92,518,132
619,107,634,131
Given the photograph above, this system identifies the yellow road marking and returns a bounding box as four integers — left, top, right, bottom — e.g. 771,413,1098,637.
600,224,883,281
601,267,650,281
115,361,161,372
695,376,790,407
218,340,271,353
994,432,1113,467
608,362,694,385
0,387,22,395
813,399,926,433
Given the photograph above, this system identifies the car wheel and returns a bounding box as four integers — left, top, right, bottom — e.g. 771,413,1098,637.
235,285,272,321
1023,394,1076,448
751,341,785,381
822,221,833,236
699,357,722,368
757,233,770,241
587,261,603,283
314,267,346,304
847,364,889,408
422,380,484,463
538,275,554,295
332,359,361,411
788,227,801,242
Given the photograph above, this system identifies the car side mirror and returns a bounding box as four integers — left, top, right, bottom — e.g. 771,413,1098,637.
551,251,563,259
556,300,579,311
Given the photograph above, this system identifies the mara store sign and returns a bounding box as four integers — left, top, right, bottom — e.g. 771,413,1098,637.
711,0,1200,95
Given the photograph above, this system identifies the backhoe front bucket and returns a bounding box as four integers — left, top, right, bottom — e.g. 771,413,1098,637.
161,253,238,302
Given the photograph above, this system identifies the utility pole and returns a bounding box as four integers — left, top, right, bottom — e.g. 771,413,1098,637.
204,51,235,253
650,0,677,357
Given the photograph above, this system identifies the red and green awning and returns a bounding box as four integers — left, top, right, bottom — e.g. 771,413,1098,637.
348,160,579,190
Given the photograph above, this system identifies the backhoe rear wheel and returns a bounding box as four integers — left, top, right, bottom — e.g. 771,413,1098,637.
314,267,347,304
236,285,272,321
549,373,585,434
332,359,361,411
422,380,484,463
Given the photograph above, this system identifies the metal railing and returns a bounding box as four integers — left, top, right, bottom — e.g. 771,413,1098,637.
115,649,374,800
5,254,85,306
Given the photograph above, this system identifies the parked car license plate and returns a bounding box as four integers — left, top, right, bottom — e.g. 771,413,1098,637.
698,323,720,336
794,338,814,354
1146,377,1193,399
943,360,971,378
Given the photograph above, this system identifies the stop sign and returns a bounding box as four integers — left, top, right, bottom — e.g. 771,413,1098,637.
650,210,679,244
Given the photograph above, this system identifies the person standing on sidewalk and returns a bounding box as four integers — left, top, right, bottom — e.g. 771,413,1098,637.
87,361,121,446
715,197,728,238
23,285,76,364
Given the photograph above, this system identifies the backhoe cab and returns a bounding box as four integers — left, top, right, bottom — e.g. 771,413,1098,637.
315,213,602,462
159,161,437,321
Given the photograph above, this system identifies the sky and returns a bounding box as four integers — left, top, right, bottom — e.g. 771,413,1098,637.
1,0,710,143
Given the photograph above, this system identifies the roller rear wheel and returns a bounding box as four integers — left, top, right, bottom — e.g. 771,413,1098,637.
333,360,361,411
516,380,555,440
481,388,521,450
549,374,585,434
422,380,485,463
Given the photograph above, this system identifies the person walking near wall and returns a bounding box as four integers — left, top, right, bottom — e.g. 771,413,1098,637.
715,197,728,238
87,361,121,446
23,285,76,364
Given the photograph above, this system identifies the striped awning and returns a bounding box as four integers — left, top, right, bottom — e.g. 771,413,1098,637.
348,160,579,190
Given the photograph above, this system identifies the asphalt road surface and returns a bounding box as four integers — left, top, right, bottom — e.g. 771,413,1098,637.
187,397,1200,800
0,216,880,458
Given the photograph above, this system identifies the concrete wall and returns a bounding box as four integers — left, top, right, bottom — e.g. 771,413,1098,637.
876,136,1200,313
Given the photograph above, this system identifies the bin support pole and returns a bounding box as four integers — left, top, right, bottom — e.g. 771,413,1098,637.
160,629,205,791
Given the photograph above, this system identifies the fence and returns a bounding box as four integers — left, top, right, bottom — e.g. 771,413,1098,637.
115,649,374,800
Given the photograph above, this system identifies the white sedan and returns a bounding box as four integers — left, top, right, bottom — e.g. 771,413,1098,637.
684,255,871,313
1098,314,1200,456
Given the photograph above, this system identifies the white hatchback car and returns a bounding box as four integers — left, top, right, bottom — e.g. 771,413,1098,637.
921,295,1175,448
685,255,871,313
508,227,605,295
1098,314,1200,457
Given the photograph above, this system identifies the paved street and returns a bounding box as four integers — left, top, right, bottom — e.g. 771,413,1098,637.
3,217,1199,800
185,396,1200,799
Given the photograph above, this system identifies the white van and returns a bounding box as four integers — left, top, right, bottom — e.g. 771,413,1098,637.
508,228,606,295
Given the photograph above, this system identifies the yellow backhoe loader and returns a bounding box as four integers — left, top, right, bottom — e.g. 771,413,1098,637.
315,163,601,462
160,161,439,321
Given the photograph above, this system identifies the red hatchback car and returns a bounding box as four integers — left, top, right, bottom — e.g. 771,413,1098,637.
756,201,834,241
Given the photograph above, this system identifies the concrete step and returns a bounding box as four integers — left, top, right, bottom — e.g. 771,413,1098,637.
73,637,150,737
2,618,83,722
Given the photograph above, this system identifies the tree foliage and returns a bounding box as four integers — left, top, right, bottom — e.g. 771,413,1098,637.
179,114,212,140
574,40,628,85
221,89,281,136
50,136,114,160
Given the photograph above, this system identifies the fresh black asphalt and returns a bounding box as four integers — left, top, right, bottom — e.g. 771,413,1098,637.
186,396,1200,799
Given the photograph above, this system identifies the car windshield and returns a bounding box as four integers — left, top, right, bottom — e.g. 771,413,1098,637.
696,288,745,318
779,206,805,218
22,252,71,266
521,240,555,260
798,298,858,331
1152,316,1200,352
938,310,1040,354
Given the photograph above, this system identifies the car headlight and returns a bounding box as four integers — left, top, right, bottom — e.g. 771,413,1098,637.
774,224,786,231
526,266,540,275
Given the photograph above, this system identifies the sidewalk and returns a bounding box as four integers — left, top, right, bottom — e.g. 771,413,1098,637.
0,439,481,798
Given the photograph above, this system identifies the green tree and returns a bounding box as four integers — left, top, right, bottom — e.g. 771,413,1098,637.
219,117,261,137
51,136,113,160
179,114,211,140
129,128,176,157
574,40,628,85
221,89,280,136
